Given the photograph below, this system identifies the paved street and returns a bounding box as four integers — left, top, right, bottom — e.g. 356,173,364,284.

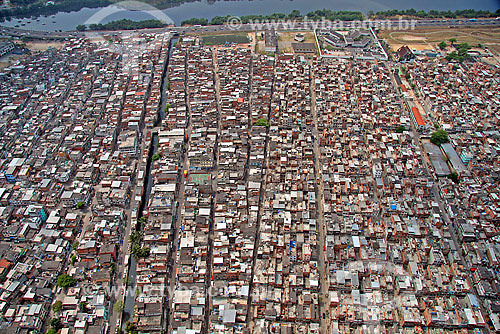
245,52,276,332
2,17,499,42
310,68,330,334
392,65,492,334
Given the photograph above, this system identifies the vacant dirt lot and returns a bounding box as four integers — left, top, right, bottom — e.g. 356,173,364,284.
379,26,500,54
26,41,65,51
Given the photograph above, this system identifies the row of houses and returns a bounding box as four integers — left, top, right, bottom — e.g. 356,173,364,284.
142,41,499,333
0,31,172,333
130,32,179,333
0,39,123,334
313,57,489,332
405,58,500,332
167,40,217,333
55,32,172,334
249,53,321,333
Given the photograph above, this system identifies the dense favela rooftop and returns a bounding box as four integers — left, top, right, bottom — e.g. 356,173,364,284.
0,26,498,334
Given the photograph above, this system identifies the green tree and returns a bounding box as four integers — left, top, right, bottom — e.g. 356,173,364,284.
430,129,450,146
395,125,405,133
114,300,125,313
50,318,62,330
57,274,76,288
438,41,447,50
72,241,79,251
76,201,85,209
82,18,167,31
254,118,270,127
181,18,208,26
164,103,171,113
288,9,301,19
456,42,471,57
139,247,150,258
47,329,57,334
152,153,161,161
448,38,457,45
79,301,88,312
129,231,143,244
446,42,471,63
70,254,77,266
76,24,86,31
447,172,459,184
131,244,150,259
131,243,141,257
125,321,138,334
52,300,62,313
446,51,459,62
370,9,497,19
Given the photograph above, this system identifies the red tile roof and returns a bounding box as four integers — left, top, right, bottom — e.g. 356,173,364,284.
411,107,425,126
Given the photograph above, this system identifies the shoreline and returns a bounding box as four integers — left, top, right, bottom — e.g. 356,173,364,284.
1,17,500,38
0,4,498,26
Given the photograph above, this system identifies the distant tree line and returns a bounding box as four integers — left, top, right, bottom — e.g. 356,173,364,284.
370,8,500,19
181,8,500,26
77,19,168,31
181,17,209,26
182,9,365,26
0,0,111,22
9,0,38,6
1,0,203,21
304,9,365,21
3,1,498,24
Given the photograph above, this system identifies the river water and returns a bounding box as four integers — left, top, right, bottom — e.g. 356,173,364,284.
0,0,498,31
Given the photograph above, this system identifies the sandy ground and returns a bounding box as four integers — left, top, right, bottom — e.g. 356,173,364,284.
0,54,23,69
0,41,65,69
26,41,65,51
379,26,500,54
398,35,427,41
248,31,257,51
256,40,266,54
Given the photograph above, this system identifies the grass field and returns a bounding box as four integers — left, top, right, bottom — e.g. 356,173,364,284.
201,33,249,45
379,26,500,54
